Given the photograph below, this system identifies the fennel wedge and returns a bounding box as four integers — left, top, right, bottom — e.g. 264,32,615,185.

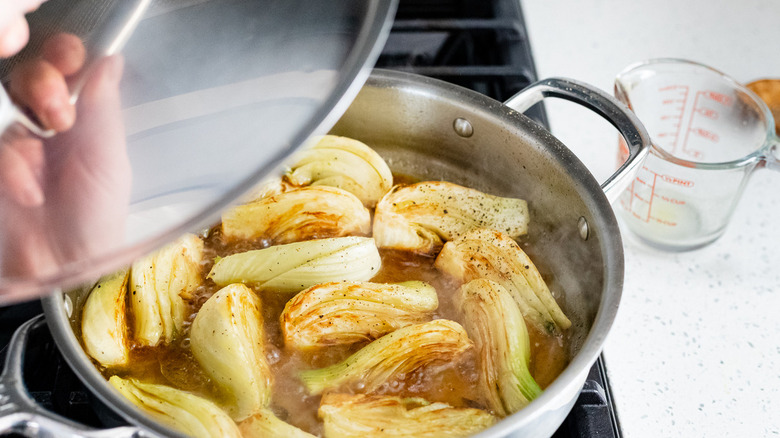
457,279,542,415
282,280,438,350
435,228,571,335
190,283,272,421
286,135,393,207
130,234,204,346
208,236,381,293
109,376,240,438
221,186,371,244
319,393,496,438
299,319,472,395
373,181,529,255
81,269,130,368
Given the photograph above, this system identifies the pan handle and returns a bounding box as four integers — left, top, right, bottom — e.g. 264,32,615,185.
503,77,651,204
0,315,155,438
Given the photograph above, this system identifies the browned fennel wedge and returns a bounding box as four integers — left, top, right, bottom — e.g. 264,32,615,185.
319,393,496,438
286,134,393,207
239,408,316,438
108,376,240,438
190,283,271,421
207,236,381,293
435,228,570,335
221,186,371,244
457,279,542,416
298,319,472,395
81,269,130,368
130,233,204,346
282,280,438,350
373,181,529,254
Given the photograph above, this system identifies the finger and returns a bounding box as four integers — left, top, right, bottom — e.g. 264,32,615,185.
8,58,75,131
41,33,86,76
0,15,30,58
0,137,45,207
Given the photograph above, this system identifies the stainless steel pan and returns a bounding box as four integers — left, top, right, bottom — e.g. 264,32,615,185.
1,69,649,437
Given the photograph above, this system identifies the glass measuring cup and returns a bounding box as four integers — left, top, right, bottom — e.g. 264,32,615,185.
614,59,780,251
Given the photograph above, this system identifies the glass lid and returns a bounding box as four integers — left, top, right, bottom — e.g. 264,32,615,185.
0,0,396,302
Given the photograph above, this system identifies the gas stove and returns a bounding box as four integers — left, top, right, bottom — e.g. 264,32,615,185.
0,1,621,437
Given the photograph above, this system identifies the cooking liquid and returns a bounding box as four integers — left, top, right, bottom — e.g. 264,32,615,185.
77,180,570,436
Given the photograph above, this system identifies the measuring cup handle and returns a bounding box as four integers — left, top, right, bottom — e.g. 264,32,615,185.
765,137,780,171
503,77,651,203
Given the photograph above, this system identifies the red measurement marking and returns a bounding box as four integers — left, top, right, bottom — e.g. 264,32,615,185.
659,195,685,205
696,107,718,119
679,90,720,157
628,167,689,226
670,86,689,155
691,127,719,142
624,173,655,223
660,174,694,187
704,91,732,106
653,217,677,227
661,114,683,120
645,173,658,222
634,193,651,203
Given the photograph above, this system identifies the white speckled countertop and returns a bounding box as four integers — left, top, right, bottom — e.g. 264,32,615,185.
520,1,780,436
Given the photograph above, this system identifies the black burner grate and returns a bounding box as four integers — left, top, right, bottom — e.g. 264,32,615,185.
376,0,548,125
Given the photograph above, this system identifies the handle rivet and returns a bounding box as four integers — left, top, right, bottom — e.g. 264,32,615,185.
578,216,589,240
453,118,474,138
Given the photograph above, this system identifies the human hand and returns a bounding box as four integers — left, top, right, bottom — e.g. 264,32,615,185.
0,33,130,298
